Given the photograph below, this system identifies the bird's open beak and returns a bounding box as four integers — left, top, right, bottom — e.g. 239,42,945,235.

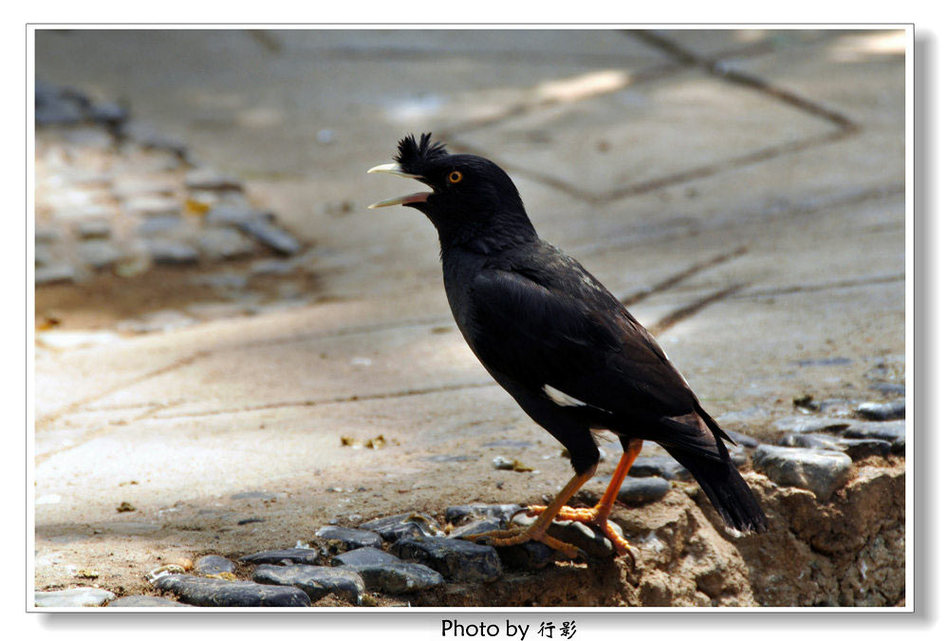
367,163,430,209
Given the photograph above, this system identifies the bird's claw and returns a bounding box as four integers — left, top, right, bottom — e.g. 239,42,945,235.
464,527,583,559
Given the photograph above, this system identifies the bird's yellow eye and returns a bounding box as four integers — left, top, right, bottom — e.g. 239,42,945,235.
448,170,463,184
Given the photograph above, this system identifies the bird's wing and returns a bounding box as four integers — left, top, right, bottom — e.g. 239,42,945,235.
466,267,697,422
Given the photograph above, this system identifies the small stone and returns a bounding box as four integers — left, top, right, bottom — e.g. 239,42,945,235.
206,204,261,226
146,238,199,265
35,587,115,607
238,217,301,255
774,416,851,433
358,512,441,542
509,513,614,559
616,477,671,505
138,214,183,236
250,258,297,277
628,455,690,481
253,564,364,604
868,383,905,397
724,430,759,448
890,435,906,456
198,227,256,260
492,456,515,470
75,219,112,239
78,239,122,269
780,432,891,460
107,595,192,607
843,420,906,443
392,536,503,582
855,400,905,421
153,574,310,607
313,525,383,553
752,444,853,501
186,168,243,192
194,555,236,575
445,503,522,525
89,101,128,126
35,263,77,286
496,540,556,570
358,563,444,595
331,546,402,568
239,548,318,566
448,518,505,539
124,195,180,217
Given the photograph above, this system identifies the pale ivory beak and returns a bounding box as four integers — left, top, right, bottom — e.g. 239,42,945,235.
367,163,430,209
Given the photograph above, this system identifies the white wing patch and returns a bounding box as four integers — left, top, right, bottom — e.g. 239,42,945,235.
543,384,588,408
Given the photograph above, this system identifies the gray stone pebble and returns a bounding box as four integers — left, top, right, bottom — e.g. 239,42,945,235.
616,476,671,505
358,512,442,541
238,217,301,255
752,444,852,501
448,517,506,539
445,503,522,525
78,239,123,269
331,546,402,568
145,238,199,265
198,227,256,260
780,432,892,460
35,587,115,607
239,547,318,566
629,455,690,481
774,415,851,433
869,383,905,396
35,263,77,285
194,554,236,575
855,400,906,421
392,536,503,582
75,219,112,239
890,435,906,456
725,430,759,448
843,420,905,442
253,563,365,603
496,540,556,570
314,525,383,553
107,595,192,607
331,546,443,594
510,513,614,559
153,574,310,607
186,168,243,192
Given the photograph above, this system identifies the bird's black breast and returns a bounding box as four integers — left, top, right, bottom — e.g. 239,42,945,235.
441,240,697,424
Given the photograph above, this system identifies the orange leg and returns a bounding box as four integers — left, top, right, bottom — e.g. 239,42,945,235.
523,439,643,558
464,466,596,558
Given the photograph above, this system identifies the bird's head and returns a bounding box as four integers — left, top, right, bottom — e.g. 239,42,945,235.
368,133,535,250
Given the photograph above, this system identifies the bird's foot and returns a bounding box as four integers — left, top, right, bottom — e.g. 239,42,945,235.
520,504,635,559
463,524,582,558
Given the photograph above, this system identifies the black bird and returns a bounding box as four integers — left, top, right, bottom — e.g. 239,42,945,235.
368,133,766,558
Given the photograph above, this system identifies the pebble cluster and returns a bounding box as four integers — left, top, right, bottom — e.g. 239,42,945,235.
34,80,304,289
32,392,904,605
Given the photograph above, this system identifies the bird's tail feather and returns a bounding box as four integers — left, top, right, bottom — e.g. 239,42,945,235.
666,446,768,533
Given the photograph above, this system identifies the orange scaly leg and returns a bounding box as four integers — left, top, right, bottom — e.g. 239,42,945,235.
523,439,643,558
464,466,596,558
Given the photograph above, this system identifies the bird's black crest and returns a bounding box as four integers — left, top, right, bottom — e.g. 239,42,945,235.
395,133,448,174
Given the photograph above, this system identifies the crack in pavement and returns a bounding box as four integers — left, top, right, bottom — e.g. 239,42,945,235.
649,283,747,336
619,246,748,306
149,380,499,420
735,273,904,299
36,351,210,428
570,182,904,257
629,30,859,131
